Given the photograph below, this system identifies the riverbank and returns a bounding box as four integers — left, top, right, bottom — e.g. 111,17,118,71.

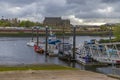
0,64,76,71
0,31,110,37
0,64,117,80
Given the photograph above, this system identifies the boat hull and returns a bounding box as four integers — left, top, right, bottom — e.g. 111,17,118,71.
34,45,44,54
27,41,35,47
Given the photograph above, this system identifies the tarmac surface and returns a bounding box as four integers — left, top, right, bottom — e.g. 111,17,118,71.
0,70,118,80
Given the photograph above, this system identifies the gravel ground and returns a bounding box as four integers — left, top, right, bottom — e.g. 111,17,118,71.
0,70,118,80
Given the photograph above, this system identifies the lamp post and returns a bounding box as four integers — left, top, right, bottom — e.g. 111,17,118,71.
45,26,48,57
72,25,76,61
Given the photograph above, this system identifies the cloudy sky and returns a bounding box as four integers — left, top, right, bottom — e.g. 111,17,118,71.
0,0,120,25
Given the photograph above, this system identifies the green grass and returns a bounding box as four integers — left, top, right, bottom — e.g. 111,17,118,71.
0,64,77,72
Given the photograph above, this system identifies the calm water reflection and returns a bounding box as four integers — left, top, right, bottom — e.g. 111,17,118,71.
0,36,119,75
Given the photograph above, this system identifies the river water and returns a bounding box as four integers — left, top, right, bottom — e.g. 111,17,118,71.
0,36,119,75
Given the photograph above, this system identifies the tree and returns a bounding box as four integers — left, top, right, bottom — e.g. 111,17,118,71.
113,24,120,41
0,20,11,27
19,20,35,27
100,25,109,31
0,19,45,28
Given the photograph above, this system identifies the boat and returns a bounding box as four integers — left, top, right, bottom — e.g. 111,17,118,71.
37,27,62,56
91,42,120,64
48,40,61,56
34,44,44,54
76,39,120,65
27,27,35,47
58,42,72,61
33,26,45,54
76,40,97,65
48,30,57,41
27,40,35,47
47,30,61,56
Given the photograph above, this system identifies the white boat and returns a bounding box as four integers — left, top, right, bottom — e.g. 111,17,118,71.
27,40,36,47
48,40,61,56
76,39,120,64
35,28,61,56
27,26,44,47
92,44,120,64
76,42,95,64
47,31,61,56
58,43,72,61
27,27,35,47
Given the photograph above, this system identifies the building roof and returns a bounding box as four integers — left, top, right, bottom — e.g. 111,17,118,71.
44,17,61,21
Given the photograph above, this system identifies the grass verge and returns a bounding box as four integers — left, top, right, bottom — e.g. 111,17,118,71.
0,64,77,72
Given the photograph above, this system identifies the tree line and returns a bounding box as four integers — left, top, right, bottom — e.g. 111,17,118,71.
0,19,44,28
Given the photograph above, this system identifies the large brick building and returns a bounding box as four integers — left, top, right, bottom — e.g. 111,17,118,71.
43,17,71,29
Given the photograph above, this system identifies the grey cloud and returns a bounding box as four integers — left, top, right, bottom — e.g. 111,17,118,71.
0,0,120,22
0,0,38,5
67,0,86,5
101,0,120,3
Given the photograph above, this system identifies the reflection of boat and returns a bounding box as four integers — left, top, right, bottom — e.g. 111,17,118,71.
76,39,120,64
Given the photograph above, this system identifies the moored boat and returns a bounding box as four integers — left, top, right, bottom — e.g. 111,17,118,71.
76,39,120,65
44,28,61,56
48,40,61,56
27,27,35,47
27,40,35,47
58,43,72,61
34,44,44,54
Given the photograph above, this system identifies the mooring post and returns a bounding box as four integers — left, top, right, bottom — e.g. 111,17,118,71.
36,26,39,46
31,27,34,42
72,25,76,61
62,23,65,55
45,26,48,57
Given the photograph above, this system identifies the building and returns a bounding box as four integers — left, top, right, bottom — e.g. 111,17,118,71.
62,19,71,29
76,25,101,31
43,17,70,29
